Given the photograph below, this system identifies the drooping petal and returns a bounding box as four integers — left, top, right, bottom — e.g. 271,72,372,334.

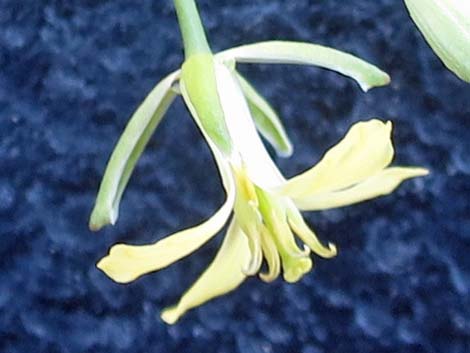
96,151,235,284
235,72,293,157
161,220,251,324
89,71,180,231
286,203,337,259
217,41,390,92
214,62,285,188
404,0,470,82
293,167,429,211
278,119,394,198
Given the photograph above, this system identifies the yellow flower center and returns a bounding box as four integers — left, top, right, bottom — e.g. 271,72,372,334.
232,164,335,283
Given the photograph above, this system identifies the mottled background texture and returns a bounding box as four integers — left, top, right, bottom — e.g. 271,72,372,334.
1,0,469,352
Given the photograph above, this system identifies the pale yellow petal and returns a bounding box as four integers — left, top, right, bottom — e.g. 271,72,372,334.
96,152,235,284
293,167,429,211
161,220,251,324
278,119,394,198
214,62,285,188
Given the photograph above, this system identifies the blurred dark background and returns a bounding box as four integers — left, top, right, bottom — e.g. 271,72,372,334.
1,0,469,352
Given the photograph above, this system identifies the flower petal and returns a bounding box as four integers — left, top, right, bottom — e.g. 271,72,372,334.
161,220,251,324
404,0,470,82
278,120,394,198
235,72,293,157
293,167,429,211
217,41,390,92
89,71,180,231
213,62,285,188
96,150,235,284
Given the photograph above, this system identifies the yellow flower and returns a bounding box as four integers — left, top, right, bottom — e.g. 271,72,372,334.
90,42,427,324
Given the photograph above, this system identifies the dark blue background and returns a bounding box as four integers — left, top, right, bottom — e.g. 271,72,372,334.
1,1,469,352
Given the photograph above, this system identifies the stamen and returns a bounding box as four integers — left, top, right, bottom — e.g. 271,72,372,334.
259,225,281,282
231,164,263,275
232,164,258,205
255,186,313,283
286,203,337,258
242,224,263,276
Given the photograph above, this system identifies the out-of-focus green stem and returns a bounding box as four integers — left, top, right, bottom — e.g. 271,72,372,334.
173,0,211,58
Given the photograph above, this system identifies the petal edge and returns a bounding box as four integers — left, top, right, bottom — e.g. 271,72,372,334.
161,220,251,324
293,167,429,211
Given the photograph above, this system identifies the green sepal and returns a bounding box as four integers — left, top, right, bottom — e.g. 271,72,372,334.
235,72,293,157
405,0,470,83
217,41,391,92
89,71,179,231
180,54,233,156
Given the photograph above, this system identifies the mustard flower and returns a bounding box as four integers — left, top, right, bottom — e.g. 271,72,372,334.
90,0,428,324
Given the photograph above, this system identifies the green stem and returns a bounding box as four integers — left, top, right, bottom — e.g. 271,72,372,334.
173,0,211,57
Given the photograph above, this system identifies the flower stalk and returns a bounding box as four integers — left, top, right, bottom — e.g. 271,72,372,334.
173,0,211,58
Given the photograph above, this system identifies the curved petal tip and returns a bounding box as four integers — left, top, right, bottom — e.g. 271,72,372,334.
160,306,181,325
